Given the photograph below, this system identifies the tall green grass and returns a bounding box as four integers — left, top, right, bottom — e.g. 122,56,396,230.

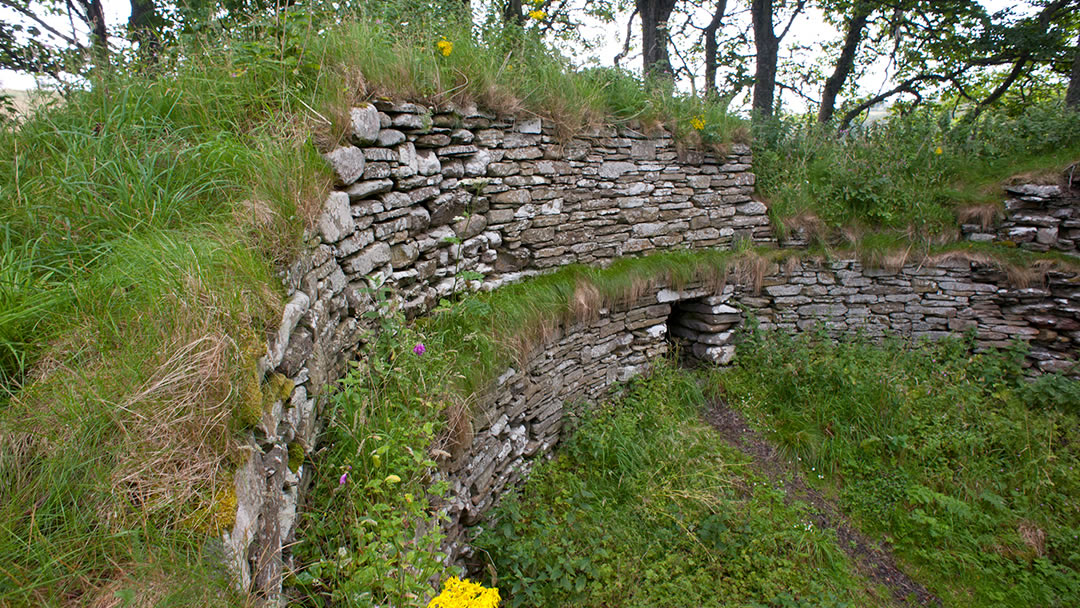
718,330,1080,607
473,360,883,608
755,103,1080,238
306,13,746,141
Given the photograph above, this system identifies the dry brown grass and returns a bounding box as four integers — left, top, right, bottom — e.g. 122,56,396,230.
1005,167,1073,187
956,204,1003,230
734,251,772,295
569,280,603,325
615,275,660,310
110,333,237,531
922,249,1064,288
438,398,474,462
1018,520,1047,558
781,211,828,245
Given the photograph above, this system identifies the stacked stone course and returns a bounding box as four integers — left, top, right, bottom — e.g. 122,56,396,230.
961,183,1080,254
437,296,673,554
225,101,1079,602
666,288,741,365
738,259,1080,374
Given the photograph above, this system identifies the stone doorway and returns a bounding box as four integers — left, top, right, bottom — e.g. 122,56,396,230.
666,290,743,365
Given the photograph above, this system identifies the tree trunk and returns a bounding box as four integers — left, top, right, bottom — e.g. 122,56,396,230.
751,0,777,117
637,0,678,80
77,0,109,63
1067,33,1080,109
704,0,728,99
503,0,525,26
818,1,872,123
128,0,161,60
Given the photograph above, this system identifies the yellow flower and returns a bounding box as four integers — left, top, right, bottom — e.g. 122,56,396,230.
428,577,501,608
528,9,547,20
934,146,943,155
690,116,706,131
436,38,453,57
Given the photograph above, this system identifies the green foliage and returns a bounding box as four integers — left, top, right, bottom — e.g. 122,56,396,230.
718,331,1080,607
288,291,463,607
755,102,1080,236
474,360,879,608
307,12,743,143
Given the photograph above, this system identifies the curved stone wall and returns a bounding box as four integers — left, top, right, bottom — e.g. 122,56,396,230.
225,101,1079,601
225,102,765,597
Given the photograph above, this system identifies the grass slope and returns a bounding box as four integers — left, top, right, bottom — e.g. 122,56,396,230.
472,360,887,608
716,331,1080,606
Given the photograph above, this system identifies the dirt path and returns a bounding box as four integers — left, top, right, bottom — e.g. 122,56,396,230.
704,399,940,607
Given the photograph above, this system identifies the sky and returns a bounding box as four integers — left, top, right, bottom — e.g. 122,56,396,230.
0,0,1034,114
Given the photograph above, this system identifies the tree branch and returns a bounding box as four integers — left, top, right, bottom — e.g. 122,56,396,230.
777,0,807,43
839,72,953,129
614,7,639,68
0,0,83,48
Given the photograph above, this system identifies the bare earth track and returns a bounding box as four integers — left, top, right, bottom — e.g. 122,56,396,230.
704,399,940,607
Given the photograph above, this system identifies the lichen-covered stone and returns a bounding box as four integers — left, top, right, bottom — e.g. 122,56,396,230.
350,104,380,145
317,192,354,243
323,146,366,185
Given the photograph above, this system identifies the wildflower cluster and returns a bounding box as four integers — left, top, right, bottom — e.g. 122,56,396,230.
526,0,547,20
690,115,706,131
427,577,501,608
436,37,453,56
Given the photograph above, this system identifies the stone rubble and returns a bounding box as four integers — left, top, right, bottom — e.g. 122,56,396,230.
961,183,1079,255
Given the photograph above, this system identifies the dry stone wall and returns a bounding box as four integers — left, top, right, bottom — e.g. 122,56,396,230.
222,101,765,600
737,259,1080,374
434,291,683,555
224,101,1079,602
961,183,1080,255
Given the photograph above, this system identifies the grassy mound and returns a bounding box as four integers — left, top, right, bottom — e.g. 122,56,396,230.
755,105,1080,243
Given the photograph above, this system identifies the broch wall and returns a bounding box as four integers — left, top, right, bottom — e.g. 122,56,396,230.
224,101,1079,602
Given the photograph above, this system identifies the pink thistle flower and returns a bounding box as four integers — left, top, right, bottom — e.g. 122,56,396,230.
413,343,426,356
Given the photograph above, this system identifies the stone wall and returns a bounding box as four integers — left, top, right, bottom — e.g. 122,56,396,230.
737,259,1080,374
222,101,765,600
224,101,1080,602
435,290,682,555
961,183,1080,255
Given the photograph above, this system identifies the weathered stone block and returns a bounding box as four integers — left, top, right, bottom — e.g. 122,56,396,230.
318,192,354,243
350,104,380,145
324,146,366,185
